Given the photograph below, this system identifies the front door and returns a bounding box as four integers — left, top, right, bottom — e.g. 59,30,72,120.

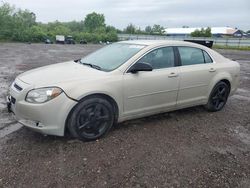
123,46,180,117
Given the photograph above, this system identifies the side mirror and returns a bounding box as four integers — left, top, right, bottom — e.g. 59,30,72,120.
128,62,153,74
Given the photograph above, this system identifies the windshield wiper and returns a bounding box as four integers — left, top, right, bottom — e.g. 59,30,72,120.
79,60,102,70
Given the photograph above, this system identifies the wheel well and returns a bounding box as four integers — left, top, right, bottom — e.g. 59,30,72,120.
220,79,231,92
83,94,119,121
64,93,119,136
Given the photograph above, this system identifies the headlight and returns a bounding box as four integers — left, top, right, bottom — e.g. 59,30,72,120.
26,87,63,103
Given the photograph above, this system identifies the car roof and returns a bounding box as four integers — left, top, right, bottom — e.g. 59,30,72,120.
118,40,197,46
117,40,228,63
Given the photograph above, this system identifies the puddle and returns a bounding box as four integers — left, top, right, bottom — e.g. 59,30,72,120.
242,76,250,80
237,60,250,63
234,126,250,145
0,123,23,139
236,88,250,94
210,146,237,156
231,95,250,102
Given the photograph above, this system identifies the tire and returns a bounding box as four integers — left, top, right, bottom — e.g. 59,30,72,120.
67,97,114,141
205,81,230,112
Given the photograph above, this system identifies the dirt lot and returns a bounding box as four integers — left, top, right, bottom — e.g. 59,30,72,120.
0,43,249,188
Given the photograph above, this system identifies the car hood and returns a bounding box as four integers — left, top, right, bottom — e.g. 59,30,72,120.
17,61,107,86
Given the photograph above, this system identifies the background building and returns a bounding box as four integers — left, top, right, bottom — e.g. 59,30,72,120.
164,27,246,38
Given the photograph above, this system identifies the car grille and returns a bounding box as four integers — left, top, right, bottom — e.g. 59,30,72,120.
14,83,23,91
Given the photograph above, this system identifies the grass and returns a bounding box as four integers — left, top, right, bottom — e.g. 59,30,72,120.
213,45,250,51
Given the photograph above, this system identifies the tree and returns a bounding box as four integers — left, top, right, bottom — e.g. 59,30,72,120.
0,2,118,43
135,27,143,34
191,27,212,37
0,3,15,39
64,21,84,32
105,25,117,33
27,25,47,42
83,12,105,32
204,27,212,37
145,26,152,34
0,2,38,41
152,24,165,34
51,25,70,36
124,23,136,34
13,10,36,27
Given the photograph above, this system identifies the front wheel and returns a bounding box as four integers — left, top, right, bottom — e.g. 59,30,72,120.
205,81,230,112
67,97,114,141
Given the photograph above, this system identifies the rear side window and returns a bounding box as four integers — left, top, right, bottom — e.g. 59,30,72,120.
178,47,205,66
203,51,213,63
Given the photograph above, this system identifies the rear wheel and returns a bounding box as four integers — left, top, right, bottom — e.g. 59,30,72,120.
205,81,230,112
67,97,114,141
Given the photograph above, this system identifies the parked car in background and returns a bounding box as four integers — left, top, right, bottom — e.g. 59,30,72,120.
65,36,75,44
55,35,65,44
80,39,88,44
44,38,53,44
55,35,75,44
7,40,240,141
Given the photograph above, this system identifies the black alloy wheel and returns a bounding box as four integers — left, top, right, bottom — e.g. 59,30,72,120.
67,97,114,141
205,81,230,112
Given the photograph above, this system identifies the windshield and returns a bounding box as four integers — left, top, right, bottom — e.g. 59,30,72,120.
80,43,146,71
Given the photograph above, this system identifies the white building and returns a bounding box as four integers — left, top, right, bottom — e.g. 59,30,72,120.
164,27,243,37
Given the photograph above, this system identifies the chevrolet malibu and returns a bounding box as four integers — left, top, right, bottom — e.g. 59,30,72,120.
7,40,240,141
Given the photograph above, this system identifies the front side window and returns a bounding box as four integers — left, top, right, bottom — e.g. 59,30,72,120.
178,47,205,66
137,47,175,69
80,43,146,71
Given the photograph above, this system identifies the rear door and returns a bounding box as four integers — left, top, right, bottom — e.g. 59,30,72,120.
176,46,215,107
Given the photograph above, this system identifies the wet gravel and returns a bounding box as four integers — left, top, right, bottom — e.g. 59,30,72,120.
0,43,249,188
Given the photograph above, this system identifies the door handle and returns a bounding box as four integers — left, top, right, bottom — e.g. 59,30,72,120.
168,72,178,78
209,68,216,72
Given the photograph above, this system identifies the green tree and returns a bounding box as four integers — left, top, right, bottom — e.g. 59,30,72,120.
0,2,118,43
27,25,47,42
0,3,15,40
125,23,136,34
51,25,70,35
13,10,36,27
152,24,165,34
83,12,105,32
145,26,152,34
64,21,84,32
191,27,212,37
12,9,37,41
105,25,117,33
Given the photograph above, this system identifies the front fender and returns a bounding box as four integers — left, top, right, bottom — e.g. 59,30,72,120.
58,77,124,119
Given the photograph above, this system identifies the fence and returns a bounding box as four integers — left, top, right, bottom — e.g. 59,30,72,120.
118,34,250,47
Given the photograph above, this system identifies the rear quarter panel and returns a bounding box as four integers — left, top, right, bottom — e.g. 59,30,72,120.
207,60,240,99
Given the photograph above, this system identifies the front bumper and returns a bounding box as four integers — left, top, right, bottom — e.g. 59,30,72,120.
7,79,77,136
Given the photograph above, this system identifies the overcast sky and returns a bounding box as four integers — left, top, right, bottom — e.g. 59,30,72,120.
4,0,250,30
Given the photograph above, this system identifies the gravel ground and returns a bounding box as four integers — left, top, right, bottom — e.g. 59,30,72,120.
0,43,249,188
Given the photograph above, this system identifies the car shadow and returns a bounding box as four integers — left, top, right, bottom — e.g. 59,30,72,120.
4,105,209,143
114,105,207,131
